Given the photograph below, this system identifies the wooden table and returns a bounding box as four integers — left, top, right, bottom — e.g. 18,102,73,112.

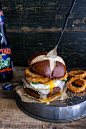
0,66,86,129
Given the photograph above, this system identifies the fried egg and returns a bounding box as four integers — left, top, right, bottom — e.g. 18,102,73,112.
23,78,65,95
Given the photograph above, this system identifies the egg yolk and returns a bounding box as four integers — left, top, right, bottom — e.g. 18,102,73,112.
44,80,55,90
44,79,55,85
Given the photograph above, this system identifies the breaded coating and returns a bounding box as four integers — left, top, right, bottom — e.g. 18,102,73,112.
25,68,43,78
25,68,51,83
26,76,51,83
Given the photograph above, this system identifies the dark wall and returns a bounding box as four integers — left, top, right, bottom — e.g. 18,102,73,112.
1,0,86,68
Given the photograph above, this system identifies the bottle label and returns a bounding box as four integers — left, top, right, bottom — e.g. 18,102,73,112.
0,9,5,25
0,45,13,75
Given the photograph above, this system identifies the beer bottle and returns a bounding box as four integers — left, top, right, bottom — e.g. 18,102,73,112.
0,2,13,81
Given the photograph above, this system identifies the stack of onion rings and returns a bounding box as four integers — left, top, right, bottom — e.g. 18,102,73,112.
68,70,86,78
68,70,86,93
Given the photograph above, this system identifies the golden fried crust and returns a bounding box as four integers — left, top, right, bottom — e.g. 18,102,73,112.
68,77,86,93
26,76,51,83
25,68,43,78
25,68,68,83
68,70,86,78
25,68,51,83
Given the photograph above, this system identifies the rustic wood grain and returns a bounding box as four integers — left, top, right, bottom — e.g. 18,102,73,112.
1,0,86,31
0,66,86,129
9,32,86,68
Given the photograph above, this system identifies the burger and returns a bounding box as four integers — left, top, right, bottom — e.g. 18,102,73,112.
22,50,67,103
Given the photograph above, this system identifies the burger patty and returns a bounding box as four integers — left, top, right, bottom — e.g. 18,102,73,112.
24,86,61,99
24,88,40,99
47,87,61,98
25,68,68,84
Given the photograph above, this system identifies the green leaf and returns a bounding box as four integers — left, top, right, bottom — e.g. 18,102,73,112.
62,78,67,81
32,82,39,84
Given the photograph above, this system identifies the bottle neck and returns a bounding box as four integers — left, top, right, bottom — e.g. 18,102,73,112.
0,8,6,34
0,9,8,46
0,9,5,25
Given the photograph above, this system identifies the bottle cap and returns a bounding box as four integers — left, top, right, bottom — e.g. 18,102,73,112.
2,84,13,91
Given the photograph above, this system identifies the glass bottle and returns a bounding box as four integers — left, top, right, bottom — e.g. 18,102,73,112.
0,2,13,81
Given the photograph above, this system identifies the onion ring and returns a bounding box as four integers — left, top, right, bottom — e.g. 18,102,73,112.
74,79,84,86
26,76,51,83
68,77,86,93
68,70,86,78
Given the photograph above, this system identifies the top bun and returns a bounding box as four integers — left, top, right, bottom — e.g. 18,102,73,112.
28,52,66,79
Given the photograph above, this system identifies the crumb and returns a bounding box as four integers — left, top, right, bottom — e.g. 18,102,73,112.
43,125,46,128
70,121,73,123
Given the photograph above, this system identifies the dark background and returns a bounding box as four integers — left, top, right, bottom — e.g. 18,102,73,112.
1,0,86,68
